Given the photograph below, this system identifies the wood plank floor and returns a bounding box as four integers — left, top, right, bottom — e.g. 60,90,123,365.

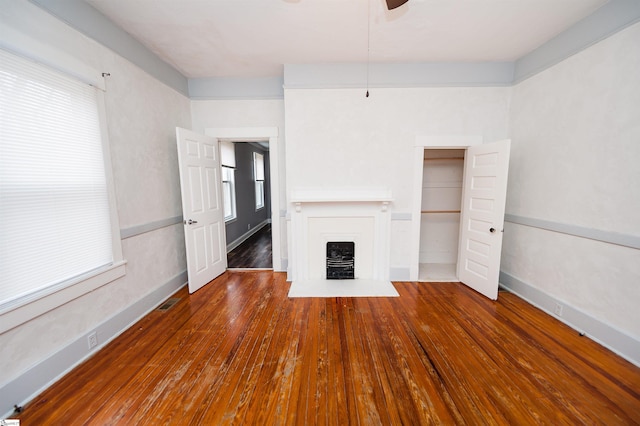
16,271,640,425
227,224,272,269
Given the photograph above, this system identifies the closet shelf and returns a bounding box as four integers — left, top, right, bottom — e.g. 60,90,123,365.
421,210,461,214
422,182,462,189
423,157,464,161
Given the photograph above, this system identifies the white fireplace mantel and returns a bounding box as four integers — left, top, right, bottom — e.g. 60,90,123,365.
288,187,393,283
290,187,393,212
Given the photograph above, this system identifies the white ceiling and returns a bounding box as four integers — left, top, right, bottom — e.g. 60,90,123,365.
85,0,608,79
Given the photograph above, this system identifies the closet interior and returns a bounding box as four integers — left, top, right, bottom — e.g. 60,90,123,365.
419,149,465,281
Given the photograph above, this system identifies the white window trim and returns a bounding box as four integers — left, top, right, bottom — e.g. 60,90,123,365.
0,46,125,334
0,262,126,334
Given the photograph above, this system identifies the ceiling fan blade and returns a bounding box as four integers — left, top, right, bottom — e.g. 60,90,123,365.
386,0,409,10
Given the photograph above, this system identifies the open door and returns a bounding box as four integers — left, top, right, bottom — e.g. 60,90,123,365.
458,140,511,300
176,127,227,293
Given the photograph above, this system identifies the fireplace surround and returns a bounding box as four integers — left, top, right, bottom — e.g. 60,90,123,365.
288,188,392,283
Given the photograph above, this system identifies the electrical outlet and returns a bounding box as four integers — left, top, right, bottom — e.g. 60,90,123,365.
554,303,563,317
88,331,98,350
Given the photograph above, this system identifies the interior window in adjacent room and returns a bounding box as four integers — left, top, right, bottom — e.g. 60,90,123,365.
253,151,265,210
222,166,237,221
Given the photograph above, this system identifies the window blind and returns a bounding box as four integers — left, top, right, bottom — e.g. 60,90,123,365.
220,140,236,168
254,152,265,181
0,48,113,308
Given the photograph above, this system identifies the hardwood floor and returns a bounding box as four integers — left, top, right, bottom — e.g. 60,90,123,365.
227,224,272,269
17,271,640,425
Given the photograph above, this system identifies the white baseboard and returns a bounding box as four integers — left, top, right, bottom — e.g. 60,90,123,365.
0,270,187,419
499,271,640,368
226,219,269,252
389,267,411,281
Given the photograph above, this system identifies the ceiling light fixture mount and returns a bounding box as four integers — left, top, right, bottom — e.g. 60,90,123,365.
385,0,409,10
366,0,409,97
365,0,410,98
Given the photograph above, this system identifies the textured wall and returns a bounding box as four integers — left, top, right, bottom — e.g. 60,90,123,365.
0,0,191,387
504,23,640,338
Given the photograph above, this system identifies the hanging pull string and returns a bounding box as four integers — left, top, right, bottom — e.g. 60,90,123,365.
366,0,370,97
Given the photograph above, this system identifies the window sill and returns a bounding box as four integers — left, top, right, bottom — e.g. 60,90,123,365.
0,261,127,334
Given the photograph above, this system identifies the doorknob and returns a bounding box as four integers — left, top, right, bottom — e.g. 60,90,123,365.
185,219,198,225
489,227,496,233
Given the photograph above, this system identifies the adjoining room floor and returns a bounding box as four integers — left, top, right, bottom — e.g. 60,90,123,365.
227,224,272,269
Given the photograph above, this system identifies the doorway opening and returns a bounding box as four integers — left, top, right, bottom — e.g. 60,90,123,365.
223,141,272,269
411,137,511,299
418,148,465,281
204,127,281,273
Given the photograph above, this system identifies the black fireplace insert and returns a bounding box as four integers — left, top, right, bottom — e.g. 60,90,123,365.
326,241,355,279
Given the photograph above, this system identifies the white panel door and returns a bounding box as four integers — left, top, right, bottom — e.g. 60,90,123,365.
458,140,511,300
176,127,227,293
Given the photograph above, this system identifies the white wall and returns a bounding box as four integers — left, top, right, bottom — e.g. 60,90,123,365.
284,87,511,275
0,1,191,413
503,23,640,341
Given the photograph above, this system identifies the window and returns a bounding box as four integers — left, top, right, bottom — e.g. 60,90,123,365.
220,141,237,221
222,166,236,222
0,48,123,325
253,152,265,210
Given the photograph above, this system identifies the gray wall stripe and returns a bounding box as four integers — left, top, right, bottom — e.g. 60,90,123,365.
499,271,639,367
30,0,640,97
189,76,284,100
391,212,413,221
29,0,189,96
504,214,640,250
120,216,183,240
283,62,514,89
514,0,640,83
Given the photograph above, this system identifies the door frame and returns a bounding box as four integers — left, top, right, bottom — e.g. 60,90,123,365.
205,127,282,271
410,135,482,281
